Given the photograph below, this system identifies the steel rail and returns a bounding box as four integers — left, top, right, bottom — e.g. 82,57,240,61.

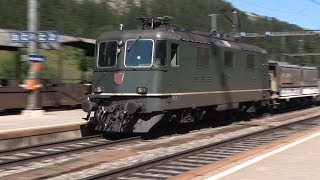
0,135,140,167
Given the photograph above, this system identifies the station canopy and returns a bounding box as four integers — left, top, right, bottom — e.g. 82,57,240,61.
0,28,95,56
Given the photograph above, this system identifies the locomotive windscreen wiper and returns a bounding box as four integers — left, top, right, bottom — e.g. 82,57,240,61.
102,42,108,63
127,36,141,53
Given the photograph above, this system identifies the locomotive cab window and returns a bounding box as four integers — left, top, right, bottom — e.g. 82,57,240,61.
196,47,209,66
154,40,166,66
246,54,255,69
224,51,234,67
97,41,118,67
125,39,153,67
171,43,179,67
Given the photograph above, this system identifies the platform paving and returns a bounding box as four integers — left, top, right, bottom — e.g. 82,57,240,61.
0,109,86,132
0,109,90,151
201,130,320,180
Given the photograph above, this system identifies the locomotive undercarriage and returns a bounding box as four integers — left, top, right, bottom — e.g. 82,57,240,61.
85,94,317,133
92,104,165,133
92,105,208,133
85,92,270,133
91,102,265,133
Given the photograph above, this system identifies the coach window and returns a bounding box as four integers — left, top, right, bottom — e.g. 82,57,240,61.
224,51,234,67
154,40,166,66
246,54,255,69
171,43,179,67
196,47,209,66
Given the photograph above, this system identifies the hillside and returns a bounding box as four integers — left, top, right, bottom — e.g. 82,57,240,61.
0,0,319,81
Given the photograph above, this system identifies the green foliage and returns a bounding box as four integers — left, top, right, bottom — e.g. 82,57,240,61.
0,51,18,79
0,0,320,82
40,0,116,38
0,0,27,30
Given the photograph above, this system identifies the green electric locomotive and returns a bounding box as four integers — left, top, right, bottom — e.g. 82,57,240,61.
81,16,270,133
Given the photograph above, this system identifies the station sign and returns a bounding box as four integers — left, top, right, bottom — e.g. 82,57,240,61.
22,54,47,62
10,31,30,43
10,31,59,43
37,31,59,42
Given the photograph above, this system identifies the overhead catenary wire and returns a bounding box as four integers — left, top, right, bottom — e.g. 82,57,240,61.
309,0,320,5
232,0,308,14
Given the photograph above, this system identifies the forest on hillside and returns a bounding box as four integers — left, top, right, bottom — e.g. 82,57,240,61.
0,0,319,81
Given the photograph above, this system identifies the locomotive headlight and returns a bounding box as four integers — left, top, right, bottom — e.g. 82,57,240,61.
136,87,148,94
94,86,103,93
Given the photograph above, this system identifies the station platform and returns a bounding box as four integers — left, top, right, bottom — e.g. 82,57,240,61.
198,128,320,180
0,109,90,151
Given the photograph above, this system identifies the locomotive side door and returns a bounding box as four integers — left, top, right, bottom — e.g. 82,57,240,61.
211,45,233,106
268,63,278,93
164,40,182,94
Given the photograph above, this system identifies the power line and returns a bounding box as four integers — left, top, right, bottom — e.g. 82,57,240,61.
231,0,308,14
234,30,320,38
227,0,318,29
309,0,320,5
283,53,320,57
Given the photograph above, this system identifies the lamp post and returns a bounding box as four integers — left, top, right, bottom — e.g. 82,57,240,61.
25,0,42,113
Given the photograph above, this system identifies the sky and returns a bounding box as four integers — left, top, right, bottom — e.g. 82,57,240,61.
225,0,320,30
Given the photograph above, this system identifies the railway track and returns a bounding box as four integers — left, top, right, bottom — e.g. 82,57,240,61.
82,115,320,180
1,107,320,179
0,134,140,168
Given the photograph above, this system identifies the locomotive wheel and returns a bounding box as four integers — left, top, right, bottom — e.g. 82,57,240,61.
101,113,113,131
178,109,199,123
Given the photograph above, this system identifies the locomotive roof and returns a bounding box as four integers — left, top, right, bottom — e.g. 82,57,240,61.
97,27,267,54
